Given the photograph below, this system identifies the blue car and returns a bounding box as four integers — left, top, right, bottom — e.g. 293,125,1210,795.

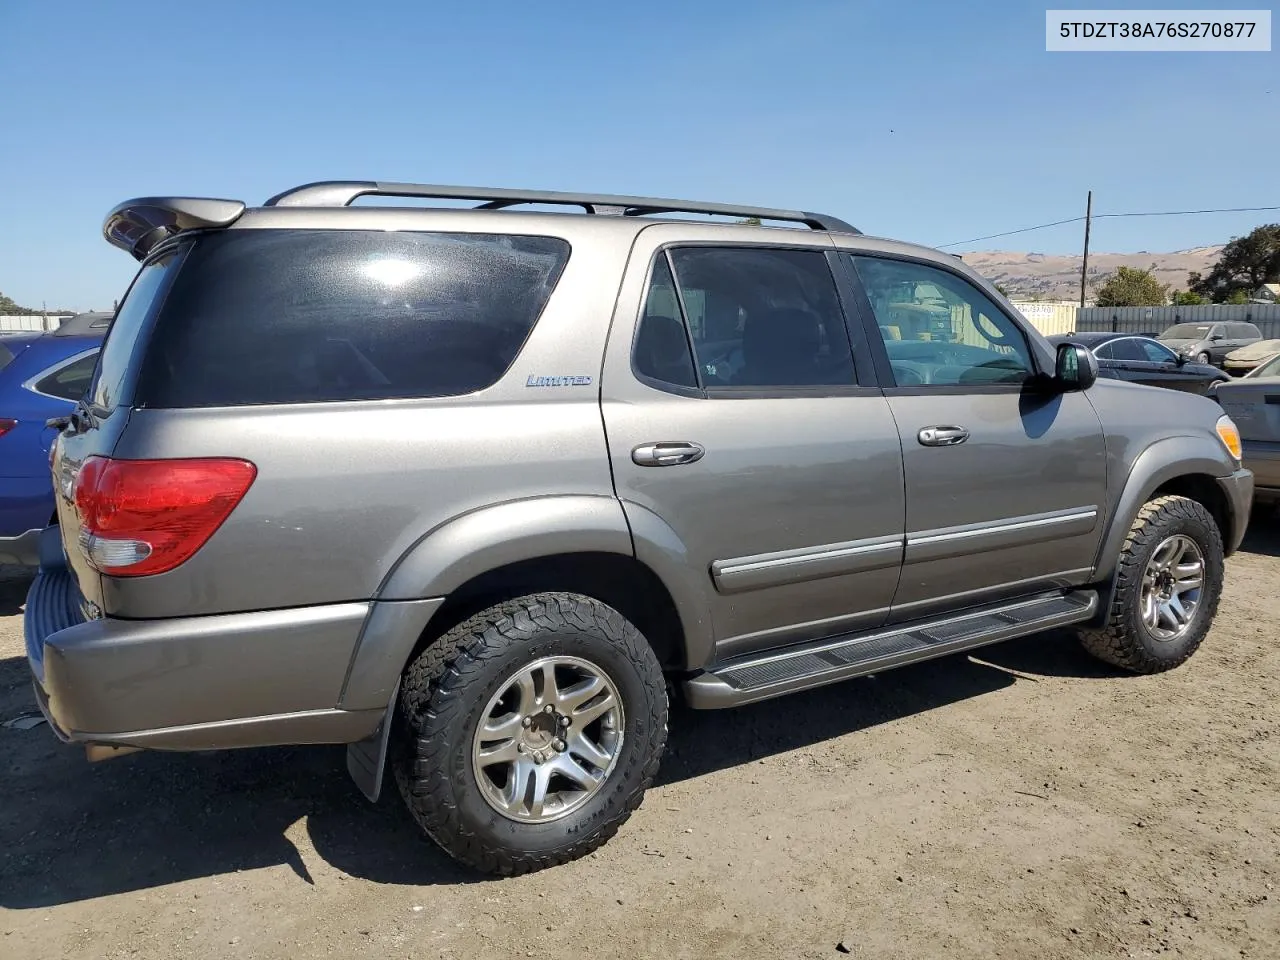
0,312,111,565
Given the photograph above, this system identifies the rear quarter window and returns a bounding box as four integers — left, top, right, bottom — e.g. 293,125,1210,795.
34,351,100,401
0,343,13,372
136,229,571,408
90,247,186,412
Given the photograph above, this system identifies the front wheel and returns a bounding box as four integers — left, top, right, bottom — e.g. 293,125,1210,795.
1195,351,1211,365
393,593,668,876
1078,495,1224,673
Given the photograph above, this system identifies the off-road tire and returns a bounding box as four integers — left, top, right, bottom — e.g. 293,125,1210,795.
392,592,667,876
1078,495,1224,673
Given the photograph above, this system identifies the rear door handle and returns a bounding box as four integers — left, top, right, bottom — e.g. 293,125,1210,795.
917,425,969,447
632,441,705,467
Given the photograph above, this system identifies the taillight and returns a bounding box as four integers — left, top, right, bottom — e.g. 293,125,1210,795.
73,456,257,577
0,418,15,438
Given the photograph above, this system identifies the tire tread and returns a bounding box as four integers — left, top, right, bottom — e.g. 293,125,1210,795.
394,592,667,876
1079,495,1223,673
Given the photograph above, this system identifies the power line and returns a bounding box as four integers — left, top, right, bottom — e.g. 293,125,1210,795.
938,204,1280,249
938,217,1085,248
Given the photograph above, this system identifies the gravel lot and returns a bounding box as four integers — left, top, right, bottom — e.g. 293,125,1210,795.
2,523,1278,960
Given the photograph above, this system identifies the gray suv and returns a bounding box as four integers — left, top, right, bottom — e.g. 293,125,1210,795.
25,181,1253,875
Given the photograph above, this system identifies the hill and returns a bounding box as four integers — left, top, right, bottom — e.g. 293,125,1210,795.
962,246,1223,301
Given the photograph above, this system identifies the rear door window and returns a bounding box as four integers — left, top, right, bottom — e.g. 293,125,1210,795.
1108,338,1146,362
138,230,571,407
633,246,856,390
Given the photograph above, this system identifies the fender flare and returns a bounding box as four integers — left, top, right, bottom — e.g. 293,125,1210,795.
350,495,714,699
377,494,634,601
621,502,716,670
338,496,633,713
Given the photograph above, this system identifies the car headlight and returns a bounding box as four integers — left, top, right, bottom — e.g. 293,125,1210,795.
1216,415,1243,462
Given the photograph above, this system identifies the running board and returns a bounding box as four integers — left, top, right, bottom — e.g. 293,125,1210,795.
683,590,1097,709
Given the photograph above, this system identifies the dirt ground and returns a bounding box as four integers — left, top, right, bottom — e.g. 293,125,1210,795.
1,523,1278,960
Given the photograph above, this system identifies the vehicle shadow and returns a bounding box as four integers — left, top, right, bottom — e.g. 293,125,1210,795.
0,646,1023,907
0,568,32,617
1237,510,1280,558
956,627,1121,680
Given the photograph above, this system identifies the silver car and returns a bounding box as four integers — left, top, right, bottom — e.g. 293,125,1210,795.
1160,320,1263,366
24,180,1253,875
1212,351,1280,501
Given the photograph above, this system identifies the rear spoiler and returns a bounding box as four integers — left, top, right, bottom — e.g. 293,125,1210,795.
103,197,245,261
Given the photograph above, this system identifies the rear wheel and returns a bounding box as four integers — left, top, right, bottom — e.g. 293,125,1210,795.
393,592,667,875
1078,495,1223,673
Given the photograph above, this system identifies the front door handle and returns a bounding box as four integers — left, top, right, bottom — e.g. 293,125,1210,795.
632,441,705,467
917,425,969,447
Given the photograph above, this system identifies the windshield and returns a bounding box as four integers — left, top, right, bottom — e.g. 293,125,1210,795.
1248,352,1280,378
1162,323,1212,339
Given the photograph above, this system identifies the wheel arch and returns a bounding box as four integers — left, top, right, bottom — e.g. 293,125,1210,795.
1086,436,1240,626
365,495,713,691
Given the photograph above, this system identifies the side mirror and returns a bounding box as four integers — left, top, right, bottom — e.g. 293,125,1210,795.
1174,354,1188,367
1055,342,1098,391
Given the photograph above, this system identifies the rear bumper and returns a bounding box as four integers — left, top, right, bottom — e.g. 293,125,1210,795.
1217,467,1254,553
0,473,54,565
1242,441,1280,495
24,529,388,750
0,528,41,566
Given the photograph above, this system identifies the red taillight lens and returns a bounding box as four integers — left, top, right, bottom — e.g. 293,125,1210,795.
0,418,15,438
73,456,257,577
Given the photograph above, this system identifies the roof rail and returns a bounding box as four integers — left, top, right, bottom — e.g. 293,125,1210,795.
263,180,860,234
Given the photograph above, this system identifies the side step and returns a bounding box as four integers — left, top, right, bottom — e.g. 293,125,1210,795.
683,590,1097,709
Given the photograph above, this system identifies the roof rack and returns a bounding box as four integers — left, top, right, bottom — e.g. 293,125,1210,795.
263,180,860,234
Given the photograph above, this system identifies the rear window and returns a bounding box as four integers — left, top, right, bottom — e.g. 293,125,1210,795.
136,229,571,408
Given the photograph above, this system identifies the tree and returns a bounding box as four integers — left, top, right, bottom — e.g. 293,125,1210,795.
1093,265,1169,307
0,290,79,316
0,291,28,314
738,216,762,226
1226,288,1249,305
1171,290,1205,305
1190,223,1280,302
994,283,1011,297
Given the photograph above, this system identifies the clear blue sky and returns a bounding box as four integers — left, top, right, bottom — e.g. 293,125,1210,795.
1,0,1276,310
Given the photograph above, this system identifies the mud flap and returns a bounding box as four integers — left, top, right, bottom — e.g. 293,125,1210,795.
345,679,399,803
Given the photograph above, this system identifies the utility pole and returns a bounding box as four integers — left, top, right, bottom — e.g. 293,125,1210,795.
1078,190,1092,309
